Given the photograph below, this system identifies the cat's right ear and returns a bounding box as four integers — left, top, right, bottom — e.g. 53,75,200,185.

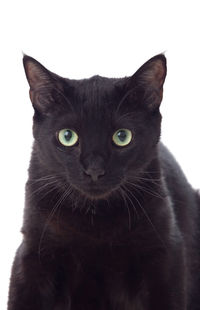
23,55,58,115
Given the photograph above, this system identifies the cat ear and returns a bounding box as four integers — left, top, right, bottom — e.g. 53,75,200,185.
23,55,59,115
131,54,167,111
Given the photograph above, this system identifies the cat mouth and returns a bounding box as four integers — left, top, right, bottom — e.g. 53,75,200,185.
71,182,119,200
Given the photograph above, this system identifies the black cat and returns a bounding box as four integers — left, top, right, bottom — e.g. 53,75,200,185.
8,54,200,310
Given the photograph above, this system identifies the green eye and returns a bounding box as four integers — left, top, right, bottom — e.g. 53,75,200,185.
58,129,78,146
112,129,132,147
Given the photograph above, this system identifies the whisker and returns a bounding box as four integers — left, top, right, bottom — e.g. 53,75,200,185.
133,176,162,183
123,181,167,250
55,185,73,226
115,112,136,122
27,179,60,199
38,185,73,259
28,175,59,183
120,184,139,221
125,179,165,200
53,87,76,113
39,184,61,201
118,187,132,230
115,88,135,115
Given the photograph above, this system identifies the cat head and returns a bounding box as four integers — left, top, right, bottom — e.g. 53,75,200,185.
23,54,166,200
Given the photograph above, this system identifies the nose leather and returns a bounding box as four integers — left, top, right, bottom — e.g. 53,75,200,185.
81,153,105,181
84,166,105,181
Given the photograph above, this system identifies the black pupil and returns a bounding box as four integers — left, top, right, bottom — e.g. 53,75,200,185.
64,130,72,141
117,130,126,142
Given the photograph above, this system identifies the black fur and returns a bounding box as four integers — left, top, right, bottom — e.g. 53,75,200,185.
8,55,200,309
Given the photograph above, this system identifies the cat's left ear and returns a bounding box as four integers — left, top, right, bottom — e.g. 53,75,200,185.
130,54,167,111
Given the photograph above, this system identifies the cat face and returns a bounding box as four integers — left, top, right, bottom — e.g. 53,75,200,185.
23,55,166,200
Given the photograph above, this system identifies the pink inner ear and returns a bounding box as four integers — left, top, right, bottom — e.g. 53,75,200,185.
25,62,41,87
153,60,166,86
25,60,50,90
145,60,166,87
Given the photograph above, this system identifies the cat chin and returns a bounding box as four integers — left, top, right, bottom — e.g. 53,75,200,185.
78,188,115,201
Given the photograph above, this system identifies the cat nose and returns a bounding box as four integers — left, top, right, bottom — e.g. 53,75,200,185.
84,167,105,182
81,153,106,181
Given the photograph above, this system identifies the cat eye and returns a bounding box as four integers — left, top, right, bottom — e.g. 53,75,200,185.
112,129,132,147
58,129,79,146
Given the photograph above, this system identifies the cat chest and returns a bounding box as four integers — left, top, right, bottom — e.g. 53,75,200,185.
60,246,149,309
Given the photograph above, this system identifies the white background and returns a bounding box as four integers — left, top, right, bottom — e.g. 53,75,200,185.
0,0,200,308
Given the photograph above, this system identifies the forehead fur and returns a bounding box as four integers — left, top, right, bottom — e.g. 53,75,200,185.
64,75,125,116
